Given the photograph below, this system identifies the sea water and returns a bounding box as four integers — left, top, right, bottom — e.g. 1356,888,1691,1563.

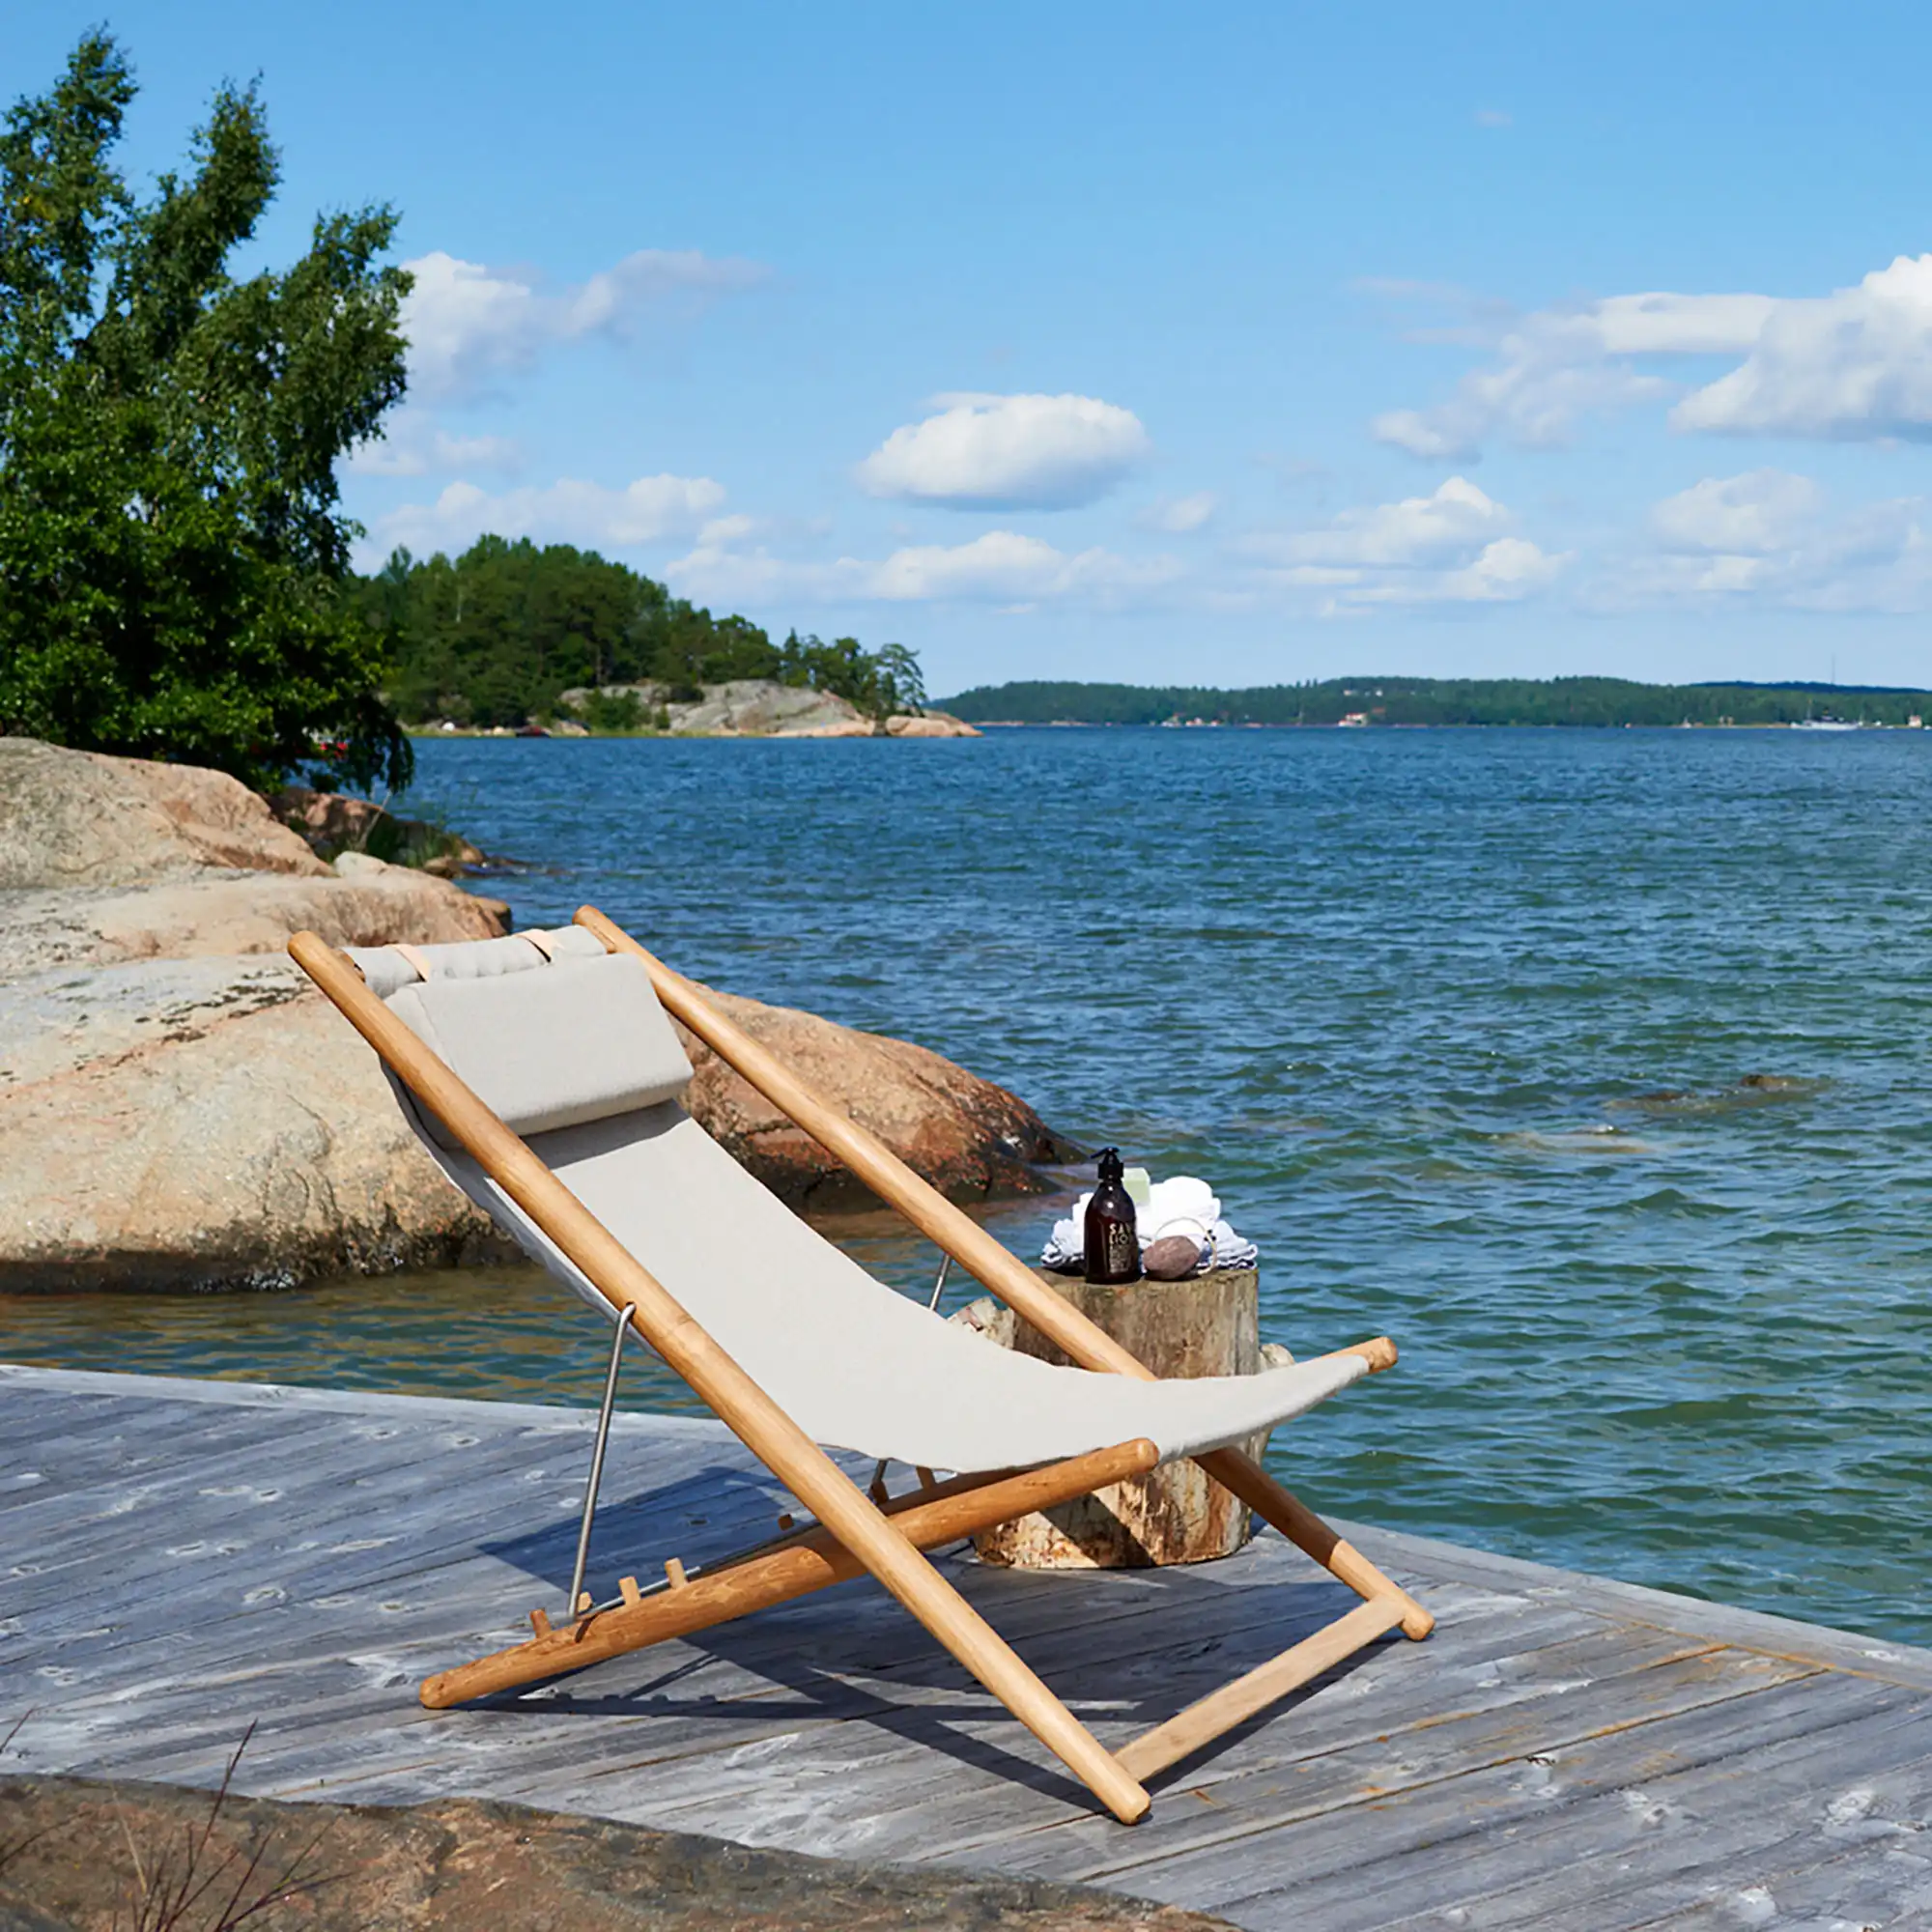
10,726,1931,1642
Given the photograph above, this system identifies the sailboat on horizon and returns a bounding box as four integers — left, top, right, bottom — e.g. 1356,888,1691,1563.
1792,657,1866,729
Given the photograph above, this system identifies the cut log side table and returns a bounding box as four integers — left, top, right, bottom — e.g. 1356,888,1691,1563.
952,1266,1272,1569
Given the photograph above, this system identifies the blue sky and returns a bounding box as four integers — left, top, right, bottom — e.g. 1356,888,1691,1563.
14,3,1932,693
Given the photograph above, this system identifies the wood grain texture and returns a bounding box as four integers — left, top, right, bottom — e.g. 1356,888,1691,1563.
971,1270,1262,1570
6,1366,1931,1932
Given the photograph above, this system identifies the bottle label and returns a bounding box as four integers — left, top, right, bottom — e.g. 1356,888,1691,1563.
1100,1222,1138,1277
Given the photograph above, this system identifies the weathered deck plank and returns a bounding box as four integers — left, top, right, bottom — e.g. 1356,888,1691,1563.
5,1363,1929,1930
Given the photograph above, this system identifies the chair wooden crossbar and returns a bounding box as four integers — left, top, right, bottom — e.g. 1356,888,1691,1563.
290,908,1433,1823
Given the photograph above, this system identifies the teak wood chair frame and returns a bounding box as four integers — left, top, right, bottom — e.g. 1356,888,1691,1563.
290,905,1433,1823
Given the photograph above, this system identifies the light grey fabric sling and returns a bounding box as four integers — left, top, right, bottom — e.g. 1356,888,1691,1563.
349,931,1370,1472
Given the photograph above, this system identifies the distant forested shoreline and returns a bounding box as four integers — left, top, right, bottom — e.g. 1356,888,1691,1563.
355,539,923,730
938,678,1932,729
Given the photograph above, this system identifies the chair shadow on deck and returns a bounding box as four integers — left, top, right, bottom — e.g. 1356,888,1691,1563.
463,1460,1399,1797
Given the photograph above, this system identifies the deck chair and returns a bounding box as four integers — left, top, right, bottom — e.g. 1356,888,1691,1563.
291,907,1432,1824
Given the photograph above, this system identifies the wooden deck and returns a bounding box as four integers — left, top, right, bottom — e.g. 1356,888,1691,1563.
4,1362,1930,1930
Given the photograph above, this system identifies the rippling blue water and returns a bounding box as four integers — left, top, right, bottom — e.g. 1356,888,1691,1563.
12,727,1932,1641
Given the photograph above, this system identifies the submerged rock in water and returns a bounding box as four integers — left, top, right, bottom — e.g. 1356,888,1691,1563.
0,738,1069,1289
0,1776,1233,1931
1611,1073,1830,1117
1495,1124,1656,1155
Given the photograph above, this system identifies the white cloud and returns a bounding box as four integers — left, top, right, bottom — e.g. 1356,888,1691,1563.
1258,475,1513,566
1373,258,1932,457
563,250,767,334
1671,256,1932,440
347,408,522,478
665,527,1178,608
1592,471,1932,613
1651,469,1824,554
1370,410,1478,463
371,473,726,556
1372,331,1681,460
1241,477,1566,613
1586,293,1779,356
856,393,1149,509
1793,502,1932,611
401,247,767,402
1366,291,1776,458
1348,535,1567,606
860,530,1173,600
1138,491,1220,533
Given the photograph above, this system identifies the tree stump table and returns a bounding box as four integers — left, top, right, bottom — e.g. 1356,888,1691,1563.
952,1266,1270,1569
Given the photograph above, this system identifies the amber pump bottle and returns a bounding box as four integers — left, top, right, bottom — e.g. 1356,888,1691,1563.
1084,1147,1142,1285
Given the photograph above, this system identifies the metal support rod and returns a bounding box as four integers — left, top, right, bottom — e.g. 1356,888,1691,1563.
925,1253,952,1315
868,1254,952,1498
566,1301,633,1620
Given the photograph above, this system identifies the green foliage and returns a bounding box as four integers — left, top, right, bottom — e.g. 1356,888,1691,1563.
361,539,924,728
358,537,644,726
870,642,927,719
774,630,924,721
345,803,465,870
581,687,646,732
0,33,412,791
942,677,1932,729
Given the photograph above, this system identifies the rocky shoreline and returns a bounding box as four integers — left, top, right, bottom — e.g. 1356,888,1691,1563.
0,1776,1232,1931
0,738,1067,1293
434,676,981,740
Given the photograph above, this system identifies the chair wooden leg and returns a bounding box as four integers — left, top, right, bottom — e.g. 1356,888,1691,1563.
1196,1447,1434,1639
1115,1595,1406,1781
1113,1459,1428,1784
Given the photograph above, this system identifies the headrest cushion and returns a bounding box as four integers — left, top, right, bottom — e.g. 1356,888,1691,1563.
349,925,605,998
384,952,693,1150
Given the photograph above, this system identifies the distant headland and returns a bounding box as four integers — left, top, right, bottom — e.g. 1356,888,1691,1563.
937,677,1932,730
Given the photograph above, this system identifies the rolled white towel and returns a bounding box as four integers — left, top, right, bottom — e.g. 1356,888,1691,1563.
1144,1176,1220,1230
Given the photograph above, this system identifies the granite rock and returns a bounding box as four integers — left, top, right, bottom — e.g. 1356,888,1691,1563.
0,737,1060,1290
554,679,980,739
0,741,511,977
674,982,1073,1208
0,953,1070,1288
0,1777,1236,1932
0,956,509,1290
0,866,510,979
0,735,327,885
274,782,489,875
